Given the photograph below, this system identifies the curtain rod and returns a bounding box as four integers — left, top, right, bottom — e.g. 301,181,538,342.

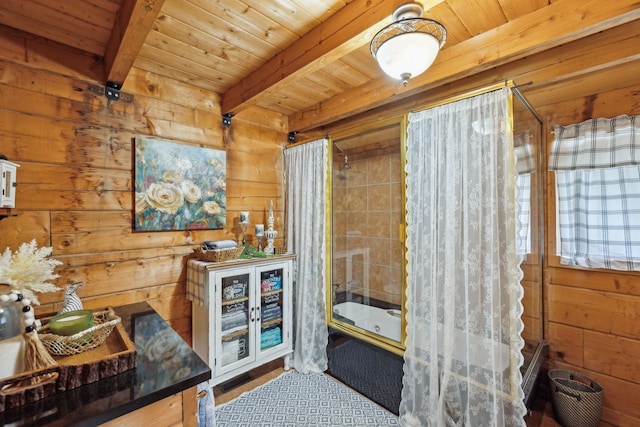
411,80,515,114
285,136,329,149
512,85,543,124
287,80,543,144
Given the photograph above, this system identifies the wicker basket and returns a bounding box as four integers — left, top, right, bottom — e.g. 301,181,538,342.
549,369,603,427
194,246,244,262
38,309,121,356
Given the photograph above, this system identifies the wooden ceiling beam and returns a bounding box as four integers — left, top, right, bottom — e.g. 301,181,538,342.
221,0,446,116
104,0,166,85
288,0,640,132
318,19,640,140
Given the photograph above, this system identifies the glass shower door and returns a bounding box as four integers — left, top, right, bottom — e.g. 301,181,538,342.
329,121,406,351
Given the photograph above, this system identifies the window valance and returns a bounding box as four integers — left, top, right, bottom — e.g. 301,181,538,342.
549,114,639,170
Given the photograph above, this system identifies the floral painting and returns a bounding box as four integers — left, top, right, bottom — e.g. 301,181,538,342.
134,136,226,231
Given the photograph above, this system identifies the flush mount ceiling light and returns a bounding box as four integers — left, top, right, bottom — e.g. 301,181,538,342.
370,2,446,87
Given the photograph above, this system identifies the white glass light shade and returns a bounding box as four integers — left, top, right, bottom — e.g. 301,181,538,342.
370,14,447,86
374,31,440,82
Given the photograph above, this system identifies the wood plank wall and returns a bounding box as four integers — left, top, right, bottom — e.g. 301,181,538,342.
537,83,640,426
1,17,640,426
0,25,288,346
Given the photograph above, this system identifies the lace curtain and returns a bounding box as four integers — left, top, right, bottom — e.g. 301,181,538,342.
400,87,526,426
284,138,329,373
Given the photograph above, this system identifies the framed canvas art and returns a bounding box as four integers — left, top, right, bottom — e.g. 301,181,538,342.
134,136,226,231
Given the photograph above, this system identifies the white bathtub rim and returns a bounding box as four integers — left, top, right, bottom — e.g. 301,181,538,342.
333,301,401,342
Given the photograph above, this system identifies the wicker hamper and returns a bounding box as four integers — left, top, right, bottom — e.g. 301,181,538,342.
548,369,603,427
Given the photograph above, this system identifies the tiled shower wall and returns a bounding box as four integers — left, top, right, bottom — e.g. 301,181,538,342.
332,152,403,307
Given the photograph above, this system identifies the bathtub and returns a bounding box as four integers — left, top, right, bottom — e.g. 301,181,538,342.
333,301,401,342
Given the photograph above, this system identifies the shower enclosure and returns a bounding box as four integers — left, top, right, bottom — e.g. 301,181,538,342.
512,89,546,408
326,119,406,414
329,120,405,353
325,83,545,413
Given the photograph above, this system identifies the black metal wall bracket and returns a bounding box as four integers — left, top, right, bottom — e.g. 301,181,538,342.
105,81,122,101
288,131,298,143
222,113,234,127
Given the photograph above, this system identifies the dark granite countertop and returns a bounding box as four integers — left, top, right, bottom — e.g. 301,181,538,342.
0,302,211,426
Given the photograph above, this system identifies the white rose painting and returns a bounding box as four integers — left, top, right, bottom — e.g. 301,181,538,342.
134,136,226,231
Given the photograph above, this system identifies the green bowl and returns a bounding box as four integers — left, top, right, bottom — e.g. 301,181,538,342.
48,309,94,336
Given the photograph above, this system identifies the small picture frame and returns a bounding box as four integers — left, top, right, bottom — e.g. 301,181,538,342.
240,211,250,224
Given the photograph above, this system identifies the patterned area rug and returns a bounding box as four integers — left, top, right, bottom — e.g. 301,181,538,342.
215,370,400,426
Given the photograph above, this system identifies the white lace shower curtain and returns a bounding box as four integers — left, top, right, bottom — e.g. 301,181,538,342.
400,87,526,426
284,138,329,373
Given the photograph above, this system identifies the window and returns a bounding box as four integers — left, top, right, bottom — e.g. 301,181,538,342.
515,132,534,256
550,115,640,271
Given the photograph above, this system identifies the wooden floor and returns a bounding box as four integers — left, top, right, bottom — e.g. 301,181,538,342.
213,359,286,406
213,360,613,426
525,397,616,427
525,397,566,427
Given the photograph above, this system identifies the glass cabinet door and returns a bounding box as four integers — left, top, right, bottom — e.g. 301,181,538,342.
258,267,285,353
218,271,253,371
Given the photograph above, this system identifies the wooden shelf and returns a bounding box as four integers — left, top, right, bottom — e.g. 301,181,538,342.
261,318,283,328
222,296,248,305
221,328,249,340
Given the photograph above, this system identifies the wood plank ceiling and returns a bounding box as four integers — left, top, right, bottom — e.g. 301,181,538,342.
1,0,639,135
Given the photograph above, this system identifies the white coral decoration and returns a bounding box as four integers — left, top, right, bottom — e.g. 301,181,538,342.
0,239,62,305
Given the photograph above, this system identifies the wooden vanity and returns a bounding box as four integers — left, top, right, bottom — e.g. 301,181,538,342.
0,302,211,427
